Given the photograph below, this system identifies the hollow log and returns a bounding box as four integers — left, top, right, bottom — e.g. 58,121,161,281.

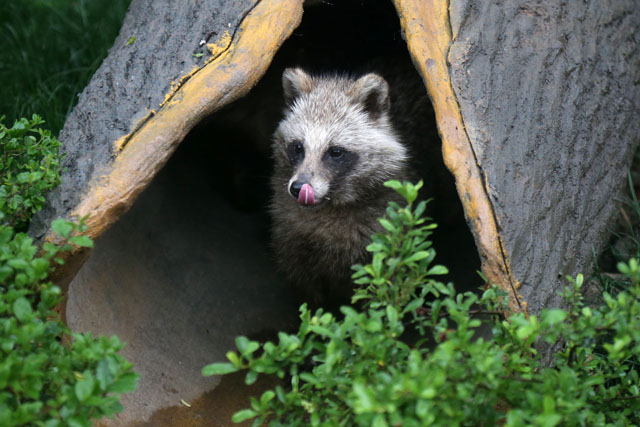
30,0,640,424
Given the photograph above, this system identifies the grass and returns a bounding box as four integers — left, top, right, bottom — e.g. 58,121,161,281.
591,167,640,300
0,0,131,135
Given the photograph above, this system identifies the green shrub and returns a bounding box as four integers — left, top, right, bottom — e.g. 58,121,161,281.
204,181,640,426
0,216,138,426
0,114,137,425
0,115,63,231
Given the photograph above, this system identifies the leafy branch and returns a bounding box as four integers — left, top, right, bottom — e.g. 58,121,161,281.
203,181,640,426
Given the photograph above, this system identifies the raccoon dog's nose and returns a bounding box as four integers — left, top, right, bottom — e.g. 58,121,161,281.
290,180,304,198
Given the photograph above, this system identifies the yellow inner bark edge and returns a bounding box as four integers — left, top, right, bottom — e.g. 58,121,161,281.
393,0,524,314
43,0,303,254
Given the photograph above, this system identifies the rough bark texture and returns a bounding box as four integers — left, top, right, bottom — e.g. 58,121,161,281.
30,0,257,239
448,0,640,315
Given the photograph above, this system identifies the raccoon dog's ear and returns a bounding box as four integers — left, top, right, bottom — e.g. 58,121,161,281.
282,68,313,104
350,73,390,119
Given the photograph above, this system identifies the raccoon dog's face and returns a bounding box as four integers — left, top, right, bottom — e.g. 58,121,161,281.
273,68,407,208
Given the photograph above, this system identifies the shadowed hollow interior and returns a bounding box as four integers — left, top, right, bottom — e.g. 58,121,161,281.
67,1,481,425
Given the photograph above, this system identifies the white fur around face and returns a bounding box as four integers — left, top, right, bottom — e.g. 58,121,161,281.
273,70,408,207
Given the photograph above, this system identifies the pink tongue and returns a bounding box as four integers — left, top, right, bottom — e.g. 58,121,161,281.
297,183,315,205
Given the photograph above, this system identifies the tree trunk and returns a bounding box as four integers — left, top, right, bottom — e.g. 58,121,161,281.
447,0,640,314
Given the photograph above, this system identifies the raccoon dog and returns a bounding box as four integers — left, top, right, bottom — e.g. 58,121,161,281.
270,67,416,307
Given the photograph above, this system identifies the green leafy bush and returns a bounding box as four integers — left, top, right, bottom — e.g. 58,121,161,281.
0,216,138,426
204,181,640,426
0,115,63,231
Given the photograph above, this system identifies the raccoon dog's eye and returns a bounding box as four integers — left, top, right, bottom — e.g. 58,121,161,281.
287,141,305,165
328,147,344,158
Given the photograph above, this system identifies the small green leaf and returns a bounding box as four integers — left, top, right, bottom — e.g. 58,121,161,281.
202,362,238,376
7,258,29,269
232,409,258,423
245,370,258,385
51,219,73,238
235,336,260,356
69,235,94,248
299,372,319,385
366,242,385,252
352,383,375,413
414,200,427,218
404,298,424,314
236,336,250,352
17,172,31,183
226,351,243,367
427,265,448,275
372,253,384,275
405,251,430,263
575,273,584,286
383,180,402,190
379,219,395,232
75,373,95,402
0,227,12,244
386,305,398,325
542,309,567,326
406,185,418,203
13,297,32,322
260,390,275,406
108,372,139,393
96,359,113,391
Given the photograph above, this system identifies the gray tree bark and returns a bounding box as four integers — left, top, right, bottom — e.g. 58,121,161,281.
30,0,258,240
448,0,640,315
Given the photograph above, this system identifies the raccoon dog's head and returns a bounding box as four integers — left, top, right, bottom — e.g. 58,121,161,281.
273,68,408,208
